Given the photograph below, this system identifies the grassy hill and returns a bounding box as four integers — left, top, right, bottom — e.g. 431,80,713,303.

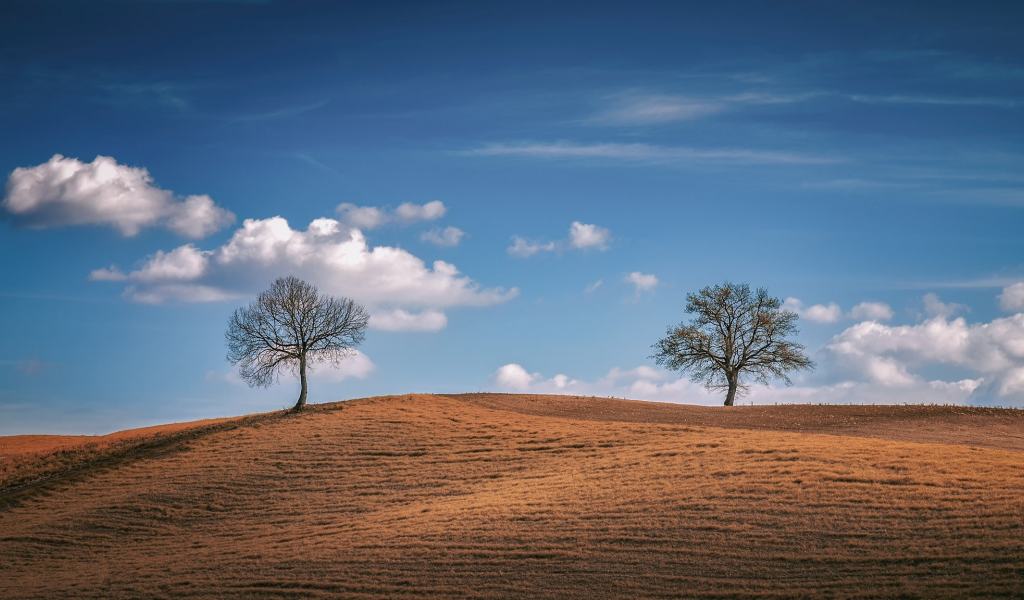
2,394,1023,598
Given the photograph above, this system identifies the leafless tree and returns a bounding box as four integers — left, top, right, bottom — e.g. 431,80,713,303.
651,282,814,406
226,276,369,411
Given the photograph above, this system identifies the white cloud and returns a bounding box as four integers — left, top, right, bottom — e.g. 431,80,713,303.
923,292,967,318
91,244,208,283
804,303,842,323
826,309,1024,400
420,226,465,247
223,349,376,386
493,364,540,391
466,142,839,165
370,309,447,332
592,95,724,125
626,272,659,295
584,279,603,293
744,378,983,407
782,297,842,323
2,154,234,238
998,282,1024,312
785,298,894,324
306,349,376,383
336,200,446,230
507,236,556,257
849,301,894,321
568,221,610,250
164,194,235,239
509,221,611,257
487,287,1024,406
487,362,990,407
335,204,389,229
91,216,518,330
587,91,821,126
395,200,446,223
490,363,716,403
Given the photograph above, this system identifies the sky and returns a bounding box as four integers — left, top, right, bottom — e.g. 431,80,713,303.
2,0,1024,434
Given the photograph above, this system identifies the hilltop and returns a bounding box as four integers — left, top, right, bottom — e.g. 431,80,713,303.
2,394,1023,599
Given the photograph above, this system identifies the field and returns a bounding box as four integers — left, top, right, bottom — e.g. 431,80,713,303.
2,394,1023,599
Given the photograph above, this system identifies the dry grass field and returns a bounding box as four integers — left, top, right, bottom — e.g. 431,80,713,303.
2,393,1023,599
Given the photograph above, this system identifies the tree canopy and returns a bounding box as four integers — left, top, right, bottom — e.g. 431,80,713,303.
226,276,370,411
651,282,814,406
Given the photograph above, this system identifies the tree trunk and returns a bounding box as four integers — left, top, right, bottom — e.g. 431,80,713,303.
294,353,308,411
724,372,738,406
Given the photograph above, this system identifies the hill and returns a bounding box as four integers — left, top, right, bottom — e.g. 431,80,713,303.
2,394,1023,598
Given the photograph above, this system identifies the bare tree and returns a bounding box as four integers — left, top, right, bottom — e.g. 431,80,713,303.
651,282,813,406
226,276,370,411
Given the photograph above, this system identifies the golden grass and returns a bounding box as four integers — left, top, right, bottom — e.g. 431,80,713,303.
1,394,1023,598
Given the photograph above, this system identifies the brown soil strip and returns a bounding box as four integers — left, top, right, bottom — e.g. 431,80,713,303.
450,393,1024,452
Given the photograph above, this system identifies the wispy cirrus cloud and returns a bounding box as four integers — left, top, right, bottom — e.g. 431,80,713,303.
588,94,724,125
587,90,822,126
848,94,1020,108
226,100,329,124
466,142,839,165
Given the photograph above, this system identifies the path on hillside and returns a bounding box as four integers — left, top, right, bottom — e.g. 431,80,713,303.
450,393,1024,453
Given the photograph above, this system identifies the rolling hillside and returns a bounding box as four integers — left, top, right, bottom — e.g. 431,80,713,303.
2,394,1023,599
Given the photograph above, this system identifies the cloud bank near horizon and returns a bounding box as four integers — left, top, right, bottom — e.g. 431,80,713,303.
491,286,1024,407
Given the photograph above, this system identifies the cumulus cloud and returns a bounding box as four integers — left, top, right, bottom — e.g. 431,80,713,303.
782,298,842,323
508,221,611,257
483,289,1024,407
493,363,542,391
90,215,518,330
395,200,446,223
784,298,894,323
507,236,556,257
626,272,659,297
923,292,967,318
335,204,389,230
306,349,376,383
568,221,610,250
487,361,987,407
222,349,376,386
825,307,1024,401
420,226,465,247
2,154,234,238
490,363,717,403
998,282,1024,312
336,200,446,230
849,301,894,321
370,309,448,332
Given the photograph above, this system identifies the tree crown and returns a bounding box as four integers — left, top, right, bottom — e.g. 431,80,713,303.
650,282,814,398
225,276,369,389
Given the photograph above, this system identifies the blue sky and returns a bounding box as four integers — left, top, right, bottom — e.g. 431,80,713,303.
2,0,1024,434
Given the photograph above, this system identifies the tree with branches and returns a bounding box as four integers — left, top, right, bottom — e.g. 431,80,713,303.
651,282,814,406
226,276,370,411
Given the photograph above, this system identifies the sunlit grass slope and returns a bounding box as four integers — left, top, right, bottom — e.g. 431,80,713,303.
2,394,1023,599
